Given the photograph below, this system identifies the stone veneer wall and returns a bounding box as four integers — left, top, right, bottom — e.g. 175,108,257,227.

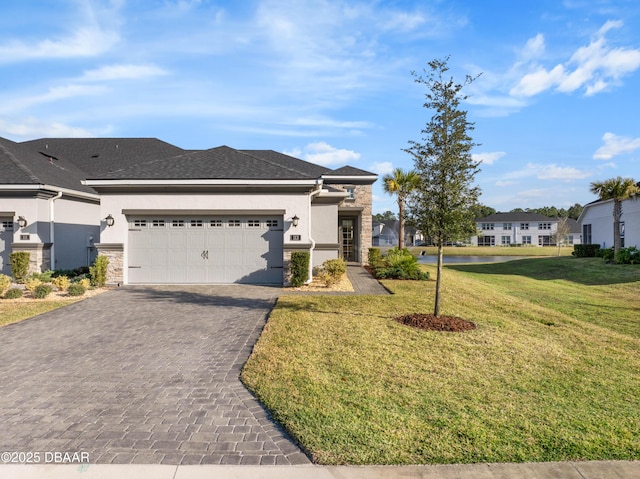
11,243,51,274
94,243,124,286
336,183,373,265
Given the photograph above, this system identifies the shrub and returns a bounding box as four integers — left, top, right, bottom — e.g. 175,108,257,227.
4,288,23,299
600,247,615,263
368,248,384,269
290,251,310,287
78,278,91,290
67,283,86,296
615,246,640,265
573,244,601,258
0,274,11,295
317,258,347,287
52,275,71,291
89,255,109,287
33,284,53,299
24,277,42,292
373,248,430,281
32,270,54,282
9,251,30,282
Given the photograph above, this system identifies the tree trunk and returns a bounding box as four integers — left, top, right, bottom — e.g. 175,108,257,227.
434,242,443,317
613,199,622,255
398,198,405,249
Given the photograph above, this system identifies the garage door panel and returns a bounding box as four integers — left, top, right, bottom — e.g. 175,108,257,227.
128,216,283,284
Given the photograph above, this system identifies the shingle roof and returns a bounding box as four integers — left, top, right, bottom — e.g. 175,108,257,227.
326,165,377,177
0,137,96,194
87,146,325,180
241,150,330,178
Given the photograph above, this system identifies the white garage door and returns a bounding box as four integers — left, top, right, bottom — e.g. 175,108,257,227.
128,216,284,284
0,218,13,276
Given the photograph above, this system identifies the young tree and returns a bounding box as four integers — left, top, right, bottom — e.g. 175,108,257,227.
589,177,639,255
553,216,571,256
382,168,420,248
406,57,481,317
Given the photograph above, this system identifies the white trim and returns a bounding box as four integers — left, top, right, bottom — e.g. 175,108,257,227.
0,184,100,201
82,178,319,187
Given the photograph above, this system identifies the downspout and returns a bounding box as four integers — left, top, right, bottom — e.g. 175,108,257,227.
49,190,63,271
307,181,323,283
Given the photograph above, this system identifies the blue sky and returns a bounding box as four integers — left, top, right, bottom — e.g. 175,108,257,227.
1,0,639,214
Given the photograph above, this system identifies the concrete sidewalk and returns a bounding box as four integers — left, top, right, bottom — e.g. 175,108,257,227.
2,461,639,479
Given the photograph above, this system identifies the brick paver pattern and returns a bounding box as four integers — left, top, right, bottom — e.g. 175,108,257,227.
0,285,310,465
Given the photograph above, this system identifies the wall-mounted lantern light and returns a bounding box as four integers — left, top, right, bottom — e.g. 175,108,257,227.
291,215,299,227
17,216,27,228
105,214,115,227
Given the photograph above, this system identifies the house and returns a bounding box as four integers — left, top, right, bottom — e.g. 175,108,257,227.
472,212,582,247
372,220,425,247
1,137,377,285
579,195,640,249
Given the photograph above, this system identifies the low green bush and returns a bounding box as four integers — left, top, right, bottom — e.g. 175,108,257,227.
9,252,30,282
317,258,347,287
31,270,54,282
615,246,640,264
372,248,430,281
600,247,615,263
368,248,384,269
290,251,310,287
0,274,11,296
67,283,86,296
33,284,53,299
4,288,23,299
573,244,601,258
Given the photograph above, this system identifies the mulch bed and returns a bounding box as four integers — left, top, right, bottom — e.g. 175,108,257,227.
395,313,477,332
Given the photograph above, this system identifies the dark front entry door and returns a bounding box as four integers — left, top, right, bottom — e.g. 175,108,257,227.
340,218,357,262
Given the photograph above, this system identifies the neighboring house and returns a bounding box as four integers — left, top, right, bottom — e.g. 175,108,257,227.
472,212,582,246
372,220,424,246
579,195,640,249
1,137,376,285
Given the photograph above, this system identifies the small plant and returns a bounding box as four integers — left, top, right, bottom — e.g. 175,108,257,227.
4,288,23,299
372,248,430,281
290,251,310,287
52,275,71,291
368,248,384,269
31,270,54,282
67,283,86,296
33,284,53,299
9,251,30,282
79,278,91,290
317,258,347,287
0,274,11,296
615,246,640,265
24,277,42,292
599,247,615,263
89,255,109,287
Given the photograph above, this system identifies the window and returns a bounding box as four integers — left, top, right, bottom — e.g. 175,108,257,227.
520,223,529,230
620,221,625,248
539,222,552,230
247,220,261,227
481,223,494,230
522,235,532,245
229,220,241,227
582,224,592,244
503,223,512,230
538,235,551,246
1,220,13,229
501,236,511,245
134,219,147,227
152,219,165,228
210,219,223,228
190,219,203,228
345,187,356,200
478,235,495,246
171,219,185,228
266,219,279,228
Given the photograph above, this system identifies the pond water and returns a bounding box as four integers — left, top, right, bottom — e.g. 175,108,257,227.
417,255,531,264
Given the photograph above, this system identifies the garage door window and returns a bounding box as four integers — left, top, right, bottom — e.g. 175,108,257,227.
152,220,165,228
266,219,279,228
190,219,203,228
247,220,260,227
134,219,147,227
229,220,241,227
172,220,185,227
210,219,223,228
2,221,13,229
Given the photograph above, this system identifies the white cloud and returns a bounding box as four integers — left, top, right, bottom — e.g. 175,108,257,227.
520,33,546,61
510,20,640,98
472,151,506,165
0,117,94,140
369,161,394,175
593,132,640,160
80,64,168,82
500,162,590,182
284,142,361,166
495,180,517,187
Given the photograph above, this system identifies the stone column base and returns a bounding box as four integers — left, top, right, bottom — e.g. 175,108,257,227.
94,243,124,286
11,243,52,274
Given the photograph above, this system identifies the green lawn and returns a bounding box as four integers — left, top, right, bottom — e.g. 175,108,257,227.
406,245,574,256
241,257,640,464
0,300,80,327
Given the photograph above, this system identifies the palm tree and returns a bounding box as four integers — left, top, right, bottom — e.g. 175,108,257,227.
589,177,639,255
382,168,420,248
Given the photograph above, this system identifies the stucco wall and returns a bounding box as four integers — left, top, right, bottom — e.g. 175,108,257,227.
581,198,640,248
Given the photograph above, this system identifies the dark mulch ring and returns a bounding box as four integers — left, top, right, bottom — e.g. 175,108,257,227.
395,313,477,332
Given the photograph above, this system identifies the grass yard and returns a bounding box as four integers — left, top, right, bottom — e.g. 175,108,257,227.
406,245,574,256
0,300,79,328
242,257,640,465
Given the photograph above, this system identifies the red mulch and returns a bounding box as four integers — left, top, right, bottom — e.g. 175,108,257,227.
395,313,477,332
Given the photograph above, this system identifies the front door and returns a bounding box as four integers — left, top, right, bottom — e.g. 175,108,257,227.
340,218,357,262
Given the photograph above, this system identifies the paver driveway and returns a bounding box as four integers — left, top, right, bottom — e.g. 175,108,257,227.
0,285,310,465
